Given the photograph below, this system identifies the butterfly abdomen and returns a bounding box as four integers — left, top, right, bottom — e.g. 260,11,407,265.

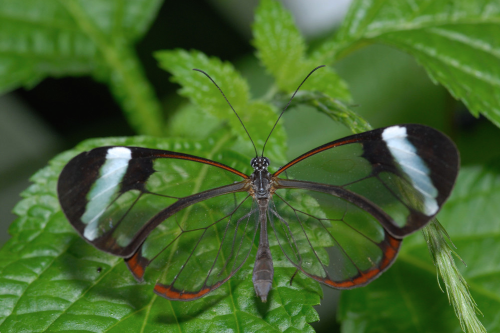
252,198,274,302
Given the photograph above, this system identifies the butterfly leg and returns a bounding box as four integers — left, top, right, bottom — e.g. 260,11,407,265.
289,269,299,286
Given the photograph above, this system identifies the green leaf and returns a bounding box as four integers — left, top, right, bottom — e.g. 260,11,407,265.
165,102,222,139
155,49,288,163
0,136,320,332
300,65,352,103
0,0,164,136
313,0,500,128
286,91,370,134
253,0,350,101
253,0,306,91
339,161,500,332
156,49,250,131
245,101,287,166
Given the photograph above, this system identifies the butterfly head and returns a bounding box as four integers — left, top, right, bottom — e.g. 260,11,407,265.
251,157,272,199
251,157,270,172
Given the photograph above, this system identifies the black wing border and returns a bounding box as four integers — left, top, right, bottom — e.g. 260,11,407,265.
57,146,251,258
273,124,460,237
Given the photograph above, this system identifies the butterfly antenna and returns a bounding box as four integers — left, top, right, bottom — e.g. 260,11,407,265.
261,65,325,157
193,69,258,157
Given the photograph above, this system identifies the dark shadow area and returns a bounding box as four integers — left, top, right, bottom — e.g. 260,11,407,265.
14,0,252,149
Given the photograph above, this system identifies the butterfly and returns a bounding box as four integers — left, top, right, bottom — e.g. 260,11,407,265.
57,66,459,302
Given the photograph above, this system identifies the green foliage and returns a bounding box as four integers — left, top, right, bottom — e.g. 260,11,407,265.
253,0,306,91
313,0,500,128
253,0,351,101
0,136,320,332
0,0,164,135
422,221,485,333
1,0,499,332
155,49,287,163
290,92,371,134
339,162,500,332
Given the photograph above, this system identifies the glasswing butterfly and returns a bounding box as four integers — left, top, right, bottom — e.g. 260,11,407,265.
57,66,459,302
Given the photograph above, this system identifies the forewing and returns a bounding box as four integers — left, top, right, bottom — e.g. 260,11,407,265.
269,187,401,288
57,146,249,257
274,124,459,237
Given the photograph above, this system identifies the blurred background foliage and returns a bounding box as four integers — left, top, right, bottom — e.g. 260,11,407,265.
0,0,499,332
4,0,499,236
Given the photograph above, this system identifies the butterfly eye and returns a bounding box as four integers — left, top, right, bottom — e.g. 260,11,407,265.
250,157,270,170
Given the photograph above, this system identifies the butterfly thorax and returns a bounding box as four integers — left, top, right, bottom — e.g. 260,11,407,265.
250,156,272,199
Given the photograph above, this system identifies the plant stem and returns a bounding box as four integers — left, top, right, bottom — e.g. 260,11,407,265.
60,0,164,136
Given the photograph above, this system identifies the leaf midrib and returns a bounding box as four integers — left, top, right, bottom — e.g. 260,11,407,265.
58,0,163,136
0,50,95,63
356,17,500,40
324,15,500,62
0,12,81,32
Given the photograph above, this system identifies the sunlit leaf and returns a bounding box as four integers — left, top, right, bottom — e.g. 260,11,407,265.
253,0,350,101
156,49,287,163
156,49,249,133
314,0,500,128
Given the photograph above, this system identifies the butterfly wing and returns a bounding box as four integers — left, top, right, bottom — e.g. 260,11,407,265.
58,146,257,299
268,124,458,288
269,184,401,288
274,124,459,237
142,193,259,300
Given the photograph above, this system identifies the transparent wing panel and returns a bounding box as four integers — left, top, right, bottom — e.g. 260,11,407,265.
270,188,400,288
128,192,258,300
